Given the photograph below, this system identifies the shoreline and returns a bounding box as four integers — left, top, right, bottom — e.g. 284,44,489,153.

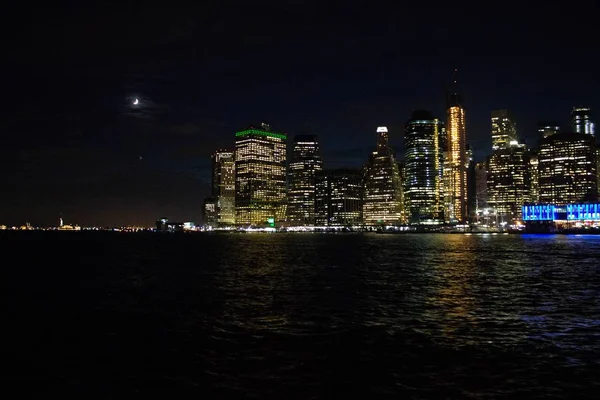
3,229,600,235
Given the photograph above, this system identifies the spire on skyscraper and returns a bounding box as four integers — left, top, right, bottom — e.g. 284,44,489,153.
447,68,462,108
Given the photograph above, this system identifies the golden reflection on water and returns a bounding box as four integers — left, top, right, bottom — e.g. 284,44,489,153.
425,235,480,342
210,233,543,347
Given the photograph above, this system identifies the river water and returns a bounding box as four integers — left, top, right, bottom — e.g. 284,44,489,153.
2,232,600,398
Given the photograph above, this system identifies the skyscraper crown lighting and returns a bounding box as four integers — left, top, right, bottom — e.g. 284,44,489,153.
571,107,595,136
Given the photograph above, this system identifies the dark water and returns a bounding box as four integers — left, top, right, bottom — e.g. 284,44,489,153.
2,232,600,398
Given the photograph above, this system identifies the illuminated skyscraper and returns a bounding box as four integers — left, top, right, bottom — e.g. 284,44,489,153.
202,197,218,227
315,169,362,226
466,144,476,220
571,107,595,136
528,152,539,203
597,147,600,198
287,135,322,225
397,161,406,204
538,122,560,139
363,126,405,225
538,132,597,205
235,123,287,226
211,150,235,226
446,76,468,222
491,110,517,150
487,141,529,223
403,110,444,224
438,121,450,222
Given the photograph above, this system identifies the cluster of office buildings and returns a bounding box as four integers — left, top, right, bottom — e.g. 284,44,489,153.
479,107,598,230
203,88,599,230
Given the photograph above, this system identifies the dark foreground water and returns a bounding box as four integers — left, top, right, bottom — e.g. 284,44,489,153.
2,232,600,398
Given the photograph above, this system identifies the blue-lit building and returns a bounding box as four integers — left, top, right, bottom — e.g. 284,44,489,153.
522,203,600,231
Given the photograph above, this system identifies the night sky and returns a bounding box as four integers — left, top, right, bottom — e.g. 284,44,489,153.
2,2,599,227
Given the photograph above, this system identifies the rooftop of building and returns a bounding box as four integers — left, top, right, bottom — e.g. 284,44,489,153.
540,131,595,143
293,134,318,142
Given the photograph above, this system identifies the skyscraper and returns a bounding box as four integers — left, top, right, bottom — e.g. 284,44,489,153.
363,126,405,225
202,197,218,228
528,152,539,203
487,141,529,223
211,150,235,226
446,76,468,223
474,162,488,210
538,132,597,205
571,107,595,136
235,123,287,226
491,110,517,150
403,110,444,224
597,147,600,199
315,169,363,226
287,135,322,225
466,144,476,221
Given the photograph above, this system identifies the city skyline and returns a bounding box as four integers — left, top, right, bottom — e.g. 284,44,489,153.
3,2,600,227
2,103,598,228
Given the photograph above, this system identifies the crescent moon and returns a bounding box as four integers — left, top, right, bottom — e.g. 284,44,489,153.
133,98,139,105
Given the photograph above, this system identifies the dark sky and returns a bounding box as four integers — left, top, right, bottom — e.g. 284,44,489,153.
2,1,599,227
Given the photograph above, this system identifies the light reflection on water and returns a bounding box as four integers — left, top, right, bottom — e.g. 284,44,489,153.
209,233,600,353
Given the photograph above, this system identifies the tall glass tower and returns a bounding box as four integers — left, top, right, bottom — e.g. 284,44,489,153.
235,123,287,226
571,107,595,136
363,126,405,225
446,75,468,223
491,110,517,150
287,135,322,226
403,110,444,224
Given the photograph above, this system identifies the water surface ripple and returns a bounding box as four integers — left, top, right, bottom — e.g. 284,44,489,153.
2,232,600,398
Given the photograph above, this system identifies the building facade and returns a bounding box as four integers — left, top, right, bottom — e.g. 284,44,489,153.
202,198,218,228
363,126,405,225
403,111,444,224
538,132,597,205
466,145,476,221
528,152,539,203
491,110,517,150
522,203,600,232
287,135,322,225
211,150,235,226
234,123,287,226
597,147,600,199
475,161,488,211
571,107,595,136
315,169,362,226
487,142,529,223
